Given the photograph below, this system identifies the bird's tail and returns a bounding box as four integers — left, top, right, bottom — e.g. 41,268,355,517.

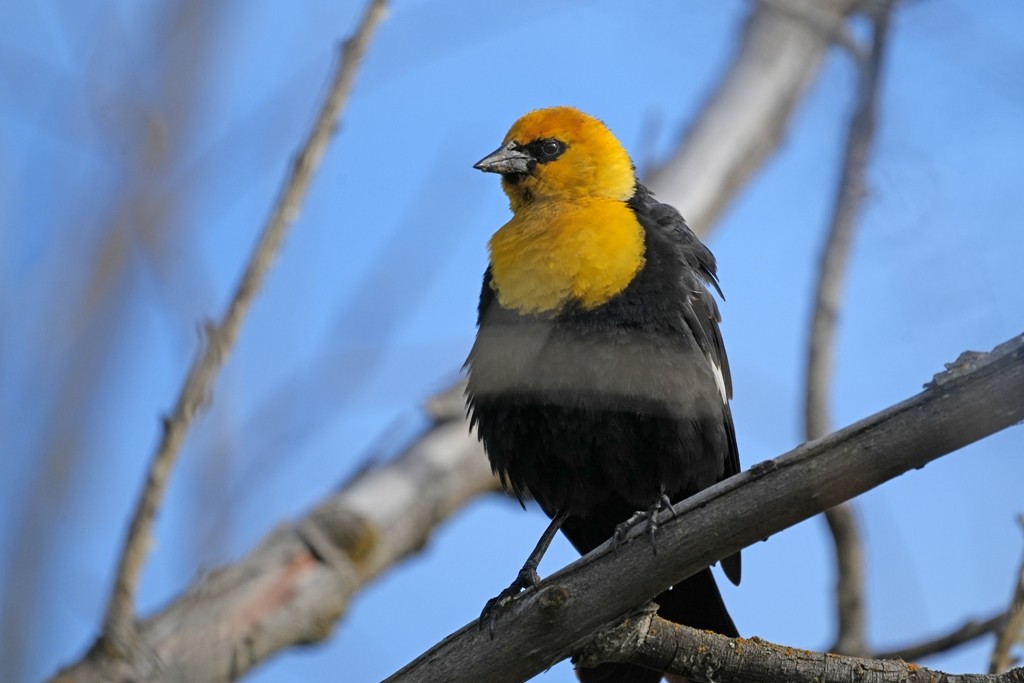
576,567,737,683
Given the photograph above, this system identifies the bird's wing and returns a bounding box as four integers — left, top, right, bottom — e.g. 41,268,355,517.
632,183,742,584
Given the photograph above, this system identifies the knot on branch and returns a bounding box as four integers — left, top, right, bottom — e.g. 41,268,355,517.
573,603,659,669
305,504,377,567
926,333,1024,389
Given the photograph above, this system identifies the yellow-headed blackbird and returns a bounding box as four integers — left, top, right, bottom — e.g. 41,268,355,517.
466,107,740,683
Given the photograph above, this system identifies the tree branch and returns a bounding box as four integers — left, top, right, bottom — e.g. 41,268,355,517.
805,0,894,656
97,0,389,659
820,504,866,654
875,612,1008,662
575,610,1024,683
991,516,1024,673
385,333,1024,683
645,0,860,234
50,416,493,682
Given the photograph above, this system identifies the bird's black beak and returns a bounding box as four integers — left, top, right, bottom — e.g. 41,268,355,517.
474,142,532,175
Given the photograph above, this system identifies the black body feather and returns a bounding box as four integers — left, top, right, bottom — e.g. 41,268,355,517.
467,183,740,682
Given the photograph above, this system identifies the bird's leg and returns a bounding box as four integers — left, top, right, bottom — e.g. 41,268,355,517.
480,507,570,638
613,487,676,555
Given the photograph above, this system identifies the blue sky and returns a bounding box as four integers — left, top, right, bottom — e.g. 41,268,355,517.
1,1,1022,681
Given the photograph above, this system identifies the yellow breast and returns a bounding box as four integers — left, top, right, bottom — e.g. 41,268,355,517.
487,199,646,314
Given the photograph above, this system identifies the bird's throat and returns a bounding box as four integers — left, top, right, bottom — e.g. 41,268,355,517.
487,199,646,314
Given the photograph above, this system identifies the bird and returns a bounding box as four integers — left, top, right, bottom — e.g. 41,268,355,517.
465,106,740,683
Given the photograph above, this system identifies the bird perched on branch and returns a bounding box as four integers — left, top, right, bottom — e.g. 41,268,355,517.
466,106,740,683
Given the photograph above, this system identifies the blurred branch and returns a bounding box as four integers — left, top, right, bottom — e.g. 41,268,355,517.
804,0,894,657
991,516,1024,673
757,0,868,61
874,612,1007,662
645,0,860,235
821,504,866,654
386,334,1024,683
805,0,890,442
0,4,222,681
230,144,483,490
51,418,496,682
575,610,1024,683
99,0,389,657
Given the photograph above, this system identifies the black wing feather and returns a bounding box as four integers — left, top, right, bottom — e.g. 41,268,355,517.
631,183,741,584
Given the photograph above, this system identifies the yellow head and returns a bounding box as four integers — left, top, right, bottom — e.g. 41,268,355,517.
476,108,646,314
474,107,636,211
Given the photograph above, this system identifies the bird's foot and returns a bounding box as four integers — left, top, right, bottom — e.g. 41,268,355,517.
479,566,541,638
613,491,676,555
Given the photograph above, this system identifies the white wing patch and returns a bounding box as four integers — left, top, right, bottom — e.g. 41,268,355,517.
707,353,728,404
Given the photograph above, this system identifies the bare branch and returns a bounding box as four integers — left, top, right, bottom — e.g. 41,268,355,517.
576,610,1024,683
875,612,1007,662
804,0,895,656
98,0,389,657
645,0,860,235
0,6,223,680
805,0,890,449
50,416,494,682
991,516,1024,673
756,0,869,62
385,334,1024,683
820,504,866,654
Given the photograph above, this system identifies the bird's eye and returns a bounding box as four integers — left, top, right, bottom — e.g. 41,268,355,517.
530,138,565,163
541,139,562,158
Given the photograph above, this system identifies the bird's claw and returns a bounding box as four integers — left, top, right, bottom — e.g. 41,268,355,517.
479,567,541,638
613,492,676,555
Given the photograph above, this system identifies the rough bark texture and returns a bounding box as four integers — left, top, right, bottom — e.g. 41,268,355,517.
577,611,1024,683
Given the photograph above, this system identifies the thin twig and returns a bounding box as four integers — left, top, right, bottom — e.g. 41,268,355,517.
98,0,389,656
804,0,894,656
991,516,1024,673
874,612,1007,662
822,503,867,654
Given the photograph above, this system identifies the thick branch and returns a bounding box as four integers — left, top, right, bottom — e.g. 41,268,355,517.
50,418,494,682
385,333,1024,683
576,610,1024,683
98,0,389,658
645,0,860,234
806,0,894,656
